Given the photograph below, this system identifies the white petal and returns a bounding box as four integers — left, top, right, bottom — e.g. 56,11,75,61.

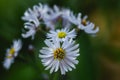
45,60,56,70
22,29,36,39
40,49,52,54
63,59,72,71
60,62,65,75
3,58,13,69
84,23,99,34
67,53,80,57
55,60,59,72
66,49,79,54
39,54,53,58
50,60,57,73
61,60,68,72
14,40,22,52
65,56,79,64
44,40,55,49
66,44,79,52
42,57,54,66
64,58,76,69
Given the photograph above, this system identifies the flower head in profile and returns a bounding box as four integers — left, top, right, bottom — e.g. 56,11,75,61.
47,28,76,42
3,39,22,69
39,39,80,75
21,3,50,39
77,14,99,35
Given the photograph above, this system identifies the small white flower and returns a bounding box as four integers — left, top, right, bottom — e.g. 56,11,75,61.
39,39,80,75
47,28,76,42
21,3,51,39
3,39,22,69
63,12,99,35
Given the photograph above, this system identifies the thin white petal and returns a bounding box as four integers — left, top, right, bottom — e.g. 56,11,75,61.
60,62,65,75
39,54,53,58
55,60,59,72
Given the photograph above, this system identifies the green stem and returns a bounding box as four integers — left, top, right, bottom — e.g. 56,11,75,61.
59,74,68,80
37,27,47,35
51,71,68,80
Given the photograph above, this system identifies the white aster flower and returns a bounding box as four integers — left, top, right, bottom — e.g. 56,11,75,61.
62,12,99,35
3,39,22,69
21,3,51,39
47,28,76,42
39,39,80,75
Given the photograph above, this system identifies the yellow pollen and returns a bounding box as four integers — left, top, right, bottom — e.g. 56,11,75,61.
81,19,87,26
57,31,66,38
6,48,15,58
54,48,65,60
9,48,15,55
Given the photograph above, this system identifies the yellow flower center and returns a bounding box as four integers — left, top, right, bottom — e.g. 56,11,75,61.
54,48,65,60
9,48,15,55
7,48,15,58
81,19,87,26
57,31,66,38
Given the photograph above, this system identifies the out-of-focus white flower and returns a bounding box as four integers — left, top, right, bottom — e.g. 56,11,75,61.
62,12,99,35
22,3,51,39
39,39,80,75
47,28,76,42
3,39,22,69
21,4,42,40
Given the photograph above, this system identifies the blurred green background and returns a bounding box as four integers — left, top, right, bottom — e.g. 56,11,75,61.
0,0,120,80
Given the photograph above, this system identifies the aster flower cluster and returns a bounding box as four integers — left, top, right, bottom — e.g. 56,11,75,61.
3,3,99,75
21,3,99,40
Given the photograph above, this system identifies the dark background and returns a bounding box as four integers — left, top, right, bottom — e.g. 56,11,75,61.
0,0,120,80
